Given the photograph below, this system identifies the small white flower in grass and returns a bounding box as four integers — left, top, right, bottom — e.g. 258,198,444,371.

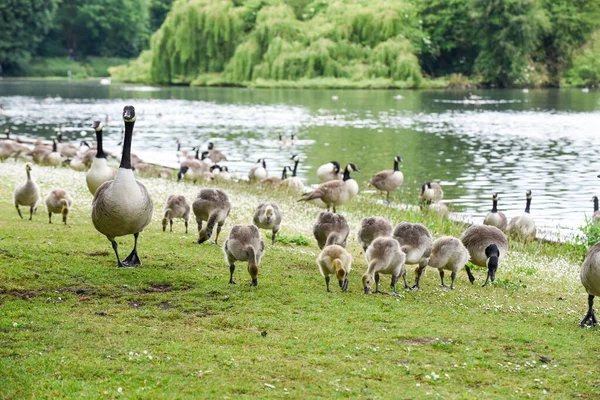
148,355,153,360
416,383,420,387
12,322,17,327
117,387,123,393
431,372,439,380
425,375,431,380
143,350,148,355
265,383,275,389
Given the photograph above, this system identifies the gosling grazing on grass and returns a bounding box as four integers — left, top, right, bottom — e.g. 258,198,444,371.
414,236,473,290
392,222,433,270
192,188,232,244
207,142,227,163
313,211,350,249
460,225,508,286
13,163,40,220
316,245,352,292
253,202,282,245
370,155,403,202
508,190,536,239
223,224,264,287
45,188,73,224
580,243,600,327
42,140,62,167
91,105,154,268
86,121,117,195
249,158,268,182
362,237,408,294
162,195,191,233
279,154,304,193
357,216,392,251
592,196,600,223
299,163,359,213
419,182,443,204
484,193,507,232
317,161,342,182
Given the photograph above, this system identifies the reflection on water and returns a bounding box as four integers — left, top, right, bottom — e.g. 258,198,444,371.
1,79,600,239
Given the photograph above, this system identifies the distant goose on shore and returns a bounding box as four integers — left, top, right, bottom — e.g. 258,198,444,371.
279,154,304,193
592,196,600,223
42,140,62,167
483,193,507,232
370,155,403,202
45,188,73,224
419,182,443,204
207,142,227,163
460,225,508,286
86,121,117,195
13,163,40,220
91,105,154,268
508,190,536,239
249,158,267,182
317,245,352,292
261,166,288,186
299,163,359,213
223,224,264,287
317,161,342,182
178,148,209,183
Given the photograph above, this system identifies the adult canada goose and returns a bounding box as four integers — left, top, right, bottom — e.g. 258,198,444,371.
362,237,408,294
313,211,350,249
370,155,403,202
392,222,433,272
207,142,227,163
317,161,342,182
176,141,193,162
253,202,282,245
592,196,600,223
211,165,232,182
86,121,117,195
316,245,352,292
279,154,304,193
261,166,288,186
178,149,209,183
200,150,213,167
162,195,191,233
299,163,359,213
580,243,600,327
55,133,79,158
419,182,443,204
249,158,267,182
41,140,62,167
13,163,40,220
357,216,392,251
460,225,508,286
508,190,536,239
0,139,27,162
45,188,73,224
91,105,154,268
483,193,507,232
29,142,52,164
192,188,232,244
414,236,473,290
428,202,449,217
223,224,264,286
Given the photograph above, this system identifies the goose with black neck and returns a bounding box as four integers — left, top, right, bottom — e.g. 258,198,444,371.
92,105,154,268
86,121,116,195
299,163,359,213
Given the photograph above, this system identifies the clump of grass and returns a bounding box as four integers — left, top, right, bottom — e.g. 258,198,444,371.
567,217,600,261
266,232,310,246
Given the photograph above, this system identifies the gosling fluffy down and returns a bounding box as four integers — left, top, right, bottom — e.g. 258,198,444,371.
362,237,408,294
253,202,282,245
313,211,350,249
316,245,353,292
162,194,191,233
460,224,508,286
357,216,392,251
415,236,473,290
392,222,432,268
45,188,74,224
192,188,232,244
223,224,265,287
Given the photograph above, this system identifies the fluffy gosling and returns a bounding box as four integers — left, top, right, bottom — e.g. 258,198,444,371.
362,237,408,294
223,224,264,287
45,188,73,224
162,195,191,233
313,211,350,249
357,216,392,251
316,245,353,292
253,202,282,245
414,236,473,290
192,188,232,244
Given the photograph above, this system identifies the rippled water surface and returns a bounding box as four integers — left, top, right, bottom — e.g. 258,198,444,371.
2,79,600,238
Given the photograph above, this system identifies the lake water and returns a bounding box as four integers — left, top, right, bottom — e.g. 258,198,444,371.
1,79,599,239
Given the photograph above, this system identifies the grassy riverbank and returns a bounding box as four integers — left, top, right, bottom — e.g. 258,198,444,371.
0,162,597,398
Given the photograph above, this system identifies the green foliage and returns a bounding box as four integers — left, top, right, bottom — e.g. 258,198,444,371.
19,57,128,78
266,232,310,246
563,30,600,87
0,0,59,71
568,217,600,261
149,0,175,33
108,51,153,83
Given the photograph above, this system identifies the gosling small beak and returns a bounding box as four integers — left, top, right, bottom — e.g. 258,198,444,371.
266,217,271,224
364,287,370,294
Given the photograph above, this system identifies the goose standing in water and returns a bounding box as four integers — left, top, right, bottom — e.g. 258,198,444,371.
508,190,536,239
86,121,117,195
92,105,154,268
13,163,40,220
299,163,359,213
45,188,74,224
483,193,507,232
419,182,443,205
317,161,342,182
370,155,403,203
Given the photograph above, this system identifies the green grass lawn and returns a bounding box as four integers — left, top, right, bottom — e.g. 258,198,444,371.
1,161,598,399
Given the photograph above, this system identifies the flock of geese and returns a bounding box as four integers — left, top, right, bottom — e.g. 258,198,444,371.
4,105,600,328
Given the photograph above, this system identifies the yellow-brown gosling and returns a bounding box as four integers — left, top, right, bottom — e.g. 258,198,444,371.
370,155,403,203
414,236,472,290
162,195,191,233
483,193,507,232
91,105,154,268
45,188,73,224
13,163,40,220
223,224,264,287
357,216,392,251
362,237,408,294
253,202,282,245
192,188,232,244
313,211,350,249
316,245,352,292
460,224,508,286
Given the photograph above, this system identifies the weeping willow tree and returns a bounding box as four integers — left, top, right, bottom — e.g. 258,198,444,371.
113,0,425,86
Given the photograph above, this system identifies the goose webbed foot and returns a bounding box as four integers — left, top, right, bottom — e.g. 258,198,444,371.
250,278,258,287
122,249,141,267
581,295,597,327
